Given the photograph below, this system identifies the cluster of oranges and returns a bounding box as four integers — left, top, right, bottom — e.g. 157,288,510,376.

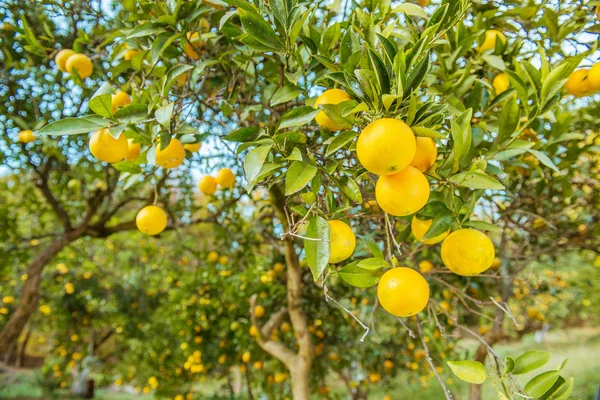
312,88,497,318
198,168,236,195
54,49,94,79
565,64,600,97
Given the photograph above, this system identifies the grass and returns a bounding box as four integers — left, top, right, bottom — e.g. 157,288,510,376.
1,328,599,399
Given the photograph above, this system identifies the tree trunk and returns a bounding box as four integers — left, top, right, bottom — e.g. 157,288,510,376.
16,329,31,367
0,230,82,357
290,361,311,400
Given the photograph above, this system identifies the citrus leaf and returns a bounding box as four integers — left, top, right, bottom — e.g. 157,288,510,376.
512,350,551,375
244,145,272,185
225,127,262,142
447,360,487,384
449,171,504,190
524,371,560,398
271,84,303,107
278,106,320,130
37,116,109,136
305,216,330,281
338,261,382,288
357,258,389,270
285,161,317,195
325,131,357,156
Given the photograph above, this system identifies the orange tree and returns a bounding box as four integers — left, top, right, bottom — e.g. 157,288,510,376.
2,0,600,399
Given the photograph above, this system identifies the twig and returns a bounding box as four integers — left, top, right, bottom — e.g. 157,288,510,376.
323,284,370,342
416,315,453,400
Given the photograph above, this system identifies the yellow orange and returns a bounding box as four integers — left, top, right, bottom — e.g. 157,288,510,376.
215,168,235,189
328,220,356,264
357,118,416,176
478,30,506,53
156,138,185,168
565,69,592,97
184,142,201,152
198,176,217,195
441,229,495,276
136,205,168,236
124,49,139,61
65,54,93,79
18,130,35,144
184,32,202,60
377,267,429,317
241,351,251,363
55,49,75,72
314,89,351,131
492,73,510,95
254,305,265,318
111,91,131,113
418,260,434,273
89,129,128,163
410,137,437,173
375,166,430,216
208,251,219,262
411,216,449,245
587,63,600,92
126,139,140,162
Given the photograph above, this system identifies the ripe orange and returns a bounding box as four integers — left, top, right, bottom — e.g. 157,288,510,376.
410,137,437,173
411,216,449,245
241,351,251,363
126,139,140,161
136,205,168,236
18,130,35,144
176,72,189,88
377,267,429,317
207,251,219,262
492,73,510,95
124,49,139,61
55,49,75,72
254,305,265,318
441,229,495,276
89,129,128,163
565,69,592,97
184,142,201,152
587,63,600,92
111,91,131,113
215,168,235,188
155,138,185,168
314,89,351,131
478,30,506,53
375,166,430,216
328,220,356,264
357,118,416,176
418,260,434,273
65,54,93,79
198,176,217,195
184,32,202,60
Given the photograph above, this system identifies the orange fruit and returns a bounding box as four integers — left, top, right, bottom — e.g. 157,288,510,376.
215,168,235,189
124,49,139,61
587,63,600,92
241,351,251,363
377,267,429,317
198,176,217,195
155,138,185,168
314,89,351,131
126,139,140,162
111,91,131,113
357,118,416,176
184,142,201,152
565,69,592,97
375,166,430,216
410,137,437,173
55,49,75,72
89,129,128,163
65,54,93,79
478,30,506,53
418,260,434,273
411,216,449,245
184,32,202,60
207,251,219,262
492,73,510,95
136,205,168,236
254,305,265,318
441,229,495,276
18,130,35,144
328,220,356,263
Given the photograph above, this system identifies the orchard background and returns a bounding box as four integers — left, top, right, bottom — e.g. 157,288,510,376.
0,0,599,399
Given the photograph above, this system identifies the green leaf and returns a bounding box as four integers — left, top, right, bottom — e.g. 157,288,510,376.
504,357,515,374
541,54,585,101
512,350,551,375
403,54,429,97
498,97,519,143
238,8,282,51
451,108,472,163
37,116,109,136
338,176,362,204
113,105,148,124
368,49,391,95
305,216,331,281
421,214,453,240
285,161,317,195
319,102,356,130
88,83,115,118
412,126,447,139
481,54,505,71
285,147,303,161
524,371,560,398
325,131,358,156
155,103,174,131
449,171,504,190
550,377,573,400
391,3,427,18
462,221,502,232
357,258,389,270
526,149,560,173
278,106,320,130
361,236,384,259
151,32,181,65
271,84,303,107
338,261,381,288
244,145,272,185
224,127,261,142
127,22,165,39
447,361,487,384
